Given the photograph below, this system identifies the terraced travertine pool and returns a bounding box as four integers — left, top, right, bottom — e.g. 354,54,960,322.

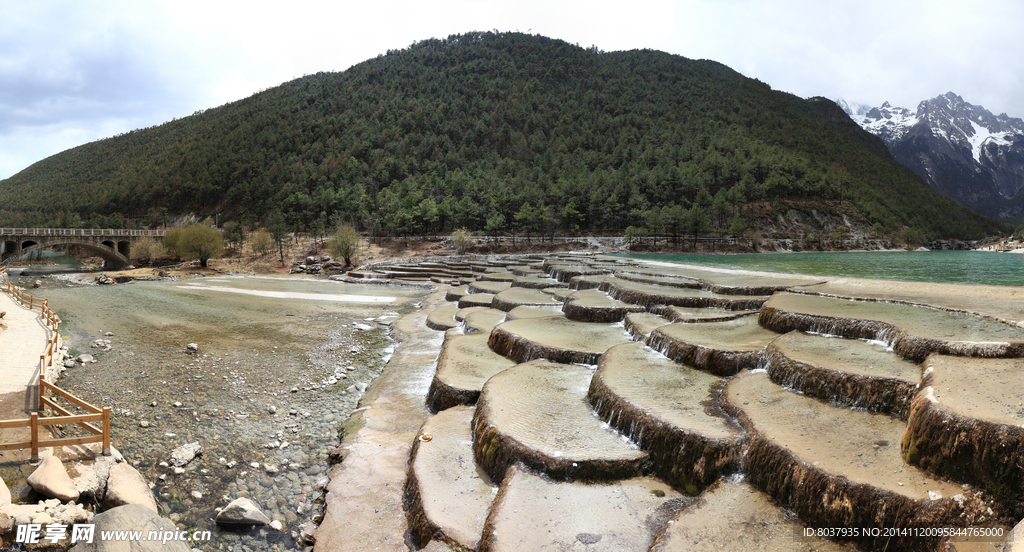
765,292,1024,342
322,253,1024,552
769,331,921,382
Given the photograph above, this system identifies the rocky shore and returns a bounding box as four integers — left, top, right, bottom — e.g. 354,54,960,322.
4,271,426,551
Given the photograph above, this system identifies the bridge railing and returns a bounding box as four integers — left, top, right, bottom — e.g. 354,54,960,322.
0,276,111,459
0,228,164,237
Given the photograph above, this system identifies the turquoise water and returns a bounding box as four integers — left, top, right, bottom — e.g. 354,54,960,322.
624,251,1024,287
6,250,81,272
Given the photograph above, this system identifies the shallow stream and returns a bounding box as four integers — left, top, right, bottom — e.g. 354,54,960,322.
18,273,428,551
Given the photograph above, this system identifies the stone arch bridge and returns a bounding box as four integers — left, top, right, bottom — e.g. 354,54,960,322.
1,228,165,269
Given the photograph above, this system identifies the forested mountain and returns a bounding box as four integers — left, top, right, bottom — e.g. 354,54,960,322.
0,32,1006,240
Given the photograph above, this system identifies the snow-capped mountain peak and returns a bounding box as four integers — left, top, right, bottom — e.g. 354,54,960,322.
838,98,918,145
837,93,1024,220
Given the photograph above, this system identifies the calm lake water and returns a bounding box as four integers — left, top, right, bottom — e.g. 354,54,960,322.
625,250,1024,287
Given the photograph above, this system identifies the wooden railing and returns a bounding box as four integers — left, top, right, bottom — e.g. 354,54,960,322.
0,375,111,460
0,275,111,459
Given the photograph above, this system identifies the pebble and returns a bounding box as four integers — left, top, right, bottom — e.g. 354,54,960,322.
139,421,150,428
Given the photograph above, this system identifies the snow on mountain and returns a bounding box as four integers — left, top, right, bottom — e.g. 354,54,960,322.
848,101,920,146
835,99,870,119
837,92,1024,221
968,120,1014,164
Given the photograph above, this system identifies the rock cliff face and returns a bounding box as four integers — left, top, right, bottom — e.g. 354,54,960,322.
839,93,1024,220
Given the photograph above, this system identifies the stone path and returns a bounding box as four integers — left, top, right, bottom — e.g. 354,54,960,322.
0,291,48,395
315,288,448,552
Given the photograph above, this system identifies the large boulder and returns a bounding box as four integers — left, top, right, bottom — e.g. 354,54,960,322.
69,504,190,551
1005,517,1024,551
104,463,158,513
27,457,80,502
169,441,202,467
71,455,118,502
216,497,271,526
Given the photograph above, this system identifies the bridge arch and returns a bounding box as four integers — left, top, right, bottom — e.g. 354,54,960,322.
12,240,131,269
0,228,164,270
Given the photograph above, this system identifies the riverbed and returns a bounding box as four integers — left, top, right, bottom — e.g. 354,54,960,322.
18,273,429,551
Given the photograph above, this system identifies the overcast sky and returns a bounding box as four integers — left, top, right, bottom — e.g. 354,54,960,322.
1,0,1022,180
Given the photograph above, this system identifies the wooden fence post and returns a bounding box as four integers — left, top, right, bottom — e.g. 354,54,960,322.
102,407,111,455
30,412,39,462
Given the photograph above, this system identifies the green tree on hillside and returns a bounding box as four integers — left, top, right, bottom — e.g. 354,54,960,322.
266,210,288,263
177,224,224,268
451,228,474,254
684,205,710,250
328,226,361,266
162,228,185,260
250,228,274,257
223,222,244,255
